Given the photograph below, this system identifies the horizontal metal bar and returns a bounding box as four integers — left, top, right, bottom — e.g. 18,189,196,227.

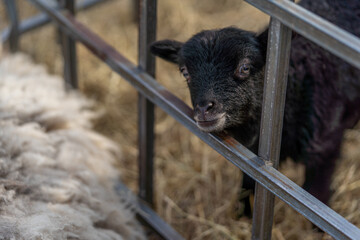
27,1,360,239
115,182,185,240
245,0,360,69
1,0,108,43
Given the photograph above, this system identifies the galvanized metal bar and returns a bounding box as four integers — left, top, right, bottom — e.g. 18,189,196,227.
1,0,108,43
58,0,78,88
116,182,185,240
137,0,157,206
25,2,360,238
3,0,20,52
133,0,139,23
251,18,292,240
245,0,360,69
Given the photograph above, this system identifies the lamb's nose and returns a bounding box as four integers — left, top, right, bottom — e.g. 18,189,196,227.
196,101,215,115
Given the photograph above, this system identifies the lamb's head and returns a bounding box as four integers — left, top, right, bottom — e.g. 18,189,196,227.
151,27,267,133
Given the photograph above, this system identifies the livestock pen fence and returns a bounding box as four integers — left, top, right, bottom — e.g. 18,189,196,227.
2,0,360,239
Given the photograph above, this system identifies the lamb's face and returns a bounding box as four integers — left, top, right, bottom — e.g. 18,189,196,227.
151,27,266,133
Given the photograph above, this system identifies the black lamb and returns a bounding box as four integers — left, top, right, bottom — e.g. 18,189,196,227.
150,0,360,211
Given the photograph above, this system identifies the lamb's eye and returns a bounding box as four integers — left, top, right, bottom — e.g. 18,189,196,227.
240,64,250,75
241,64,250,73
239,64,250,76
180,66,190,83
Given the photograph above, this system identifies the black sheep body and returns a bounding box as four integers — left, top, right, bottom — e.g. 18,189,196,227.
150,0,360,206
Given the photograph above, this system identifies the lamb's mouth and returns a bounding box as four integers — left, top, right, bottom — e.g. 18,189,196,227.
196,114,226,133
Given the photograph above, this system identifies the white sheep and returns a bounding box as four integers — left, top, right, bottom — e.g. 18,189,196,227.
0,53,146,240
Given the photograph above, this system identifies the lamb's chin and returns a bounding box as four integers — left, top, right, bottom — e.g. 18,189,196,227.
196,115,226,133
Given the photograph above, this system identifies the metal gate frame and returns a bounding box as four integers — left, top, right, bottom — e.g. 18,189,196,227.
2,0,360,239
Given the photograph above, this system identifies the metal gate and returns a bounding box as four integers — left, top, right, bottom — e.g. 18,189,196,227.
2,0,360,239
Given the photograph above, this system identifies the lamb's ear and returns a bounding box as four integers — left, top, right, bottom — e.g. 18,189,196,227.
150,40,183,64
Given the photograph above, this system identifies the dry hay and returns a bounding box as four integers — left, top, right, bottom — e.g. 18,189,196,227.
1,0,359,239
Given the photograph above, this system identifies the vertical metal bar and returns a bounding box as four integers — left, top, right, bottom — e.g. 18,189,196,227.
58,0,78,89
3,0,20,52
138,0,157,206
133,0,140,23
251,18,292,240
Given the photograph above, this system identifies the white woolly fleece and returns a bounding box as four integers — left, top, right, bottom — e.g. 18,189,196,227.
0,54,146,240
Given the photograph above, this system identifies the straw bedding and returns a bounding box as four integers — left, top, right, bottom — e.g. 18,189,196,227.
1,0,359,239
